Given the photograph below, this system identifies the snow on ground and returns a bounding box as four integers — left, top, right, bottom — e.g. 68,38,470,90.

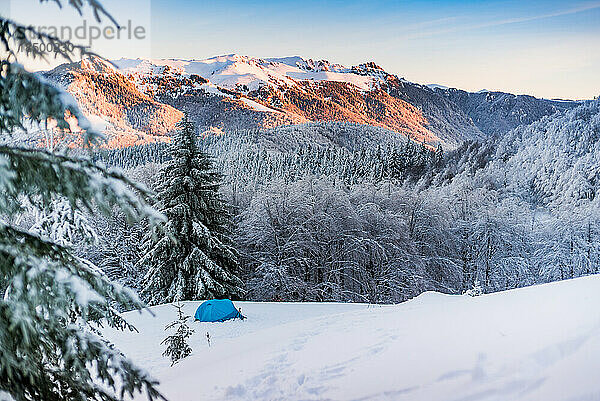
427,83,450,90
239,97,283,113
196,82,282,113
106,275,600,401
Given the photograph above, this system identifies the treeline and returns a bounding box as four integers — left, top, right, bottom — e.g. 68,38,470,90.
95,125,442,187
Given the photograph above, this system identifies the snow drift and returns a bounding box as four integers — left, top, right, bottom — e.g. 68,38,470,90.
106,275,600,401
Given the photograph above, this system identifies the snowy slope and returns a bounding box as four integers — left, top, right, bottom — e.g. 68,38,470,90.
105,275,600,401
112,54,379,92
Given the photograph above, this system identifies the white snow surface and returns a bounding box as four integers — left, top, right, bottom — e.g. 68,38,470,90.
427,83,450,90
112,54,379,92
191,81,281,113
105,275,600,401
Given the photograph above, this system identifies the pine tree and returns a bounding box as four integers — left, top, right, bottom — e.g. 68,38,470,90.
161,303,194,366
29,198,97,247
139,114,244,305
1,2,165,401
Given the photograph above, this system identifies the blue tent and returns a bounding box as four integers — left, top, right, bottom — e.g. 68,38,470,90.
194,299,244,322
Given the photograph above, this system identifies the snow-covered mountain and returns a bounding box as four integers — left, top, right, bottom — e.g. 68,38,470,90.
42,54,578,149
113,55,380,92
42,57,184,148
109,54,470,147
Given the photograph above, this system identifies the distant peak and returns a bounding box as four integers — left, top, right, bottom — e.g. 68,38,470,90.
354,62,385,71
79,56,117,73
204,54,252,63
427,83,449,90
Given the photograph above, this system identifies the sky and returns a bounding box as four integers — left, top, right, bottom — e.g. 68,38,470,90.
4,0,599,99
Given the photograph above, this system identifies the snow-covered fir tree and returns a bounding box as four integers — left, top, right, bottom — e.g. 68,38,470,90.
0,2,166,401
139,114,244,305
161,303,194,366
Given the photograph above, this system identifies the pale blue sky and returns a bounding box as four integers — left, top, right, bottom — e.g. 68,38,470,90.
6,0,600,99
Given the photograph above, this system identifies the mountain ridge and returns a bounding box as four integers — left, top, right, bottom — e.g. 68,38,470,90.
41,54,579,149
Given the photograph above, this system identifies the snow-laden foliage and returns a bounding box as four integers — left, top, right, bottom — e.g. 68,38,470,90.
236,177,465,302
139,115,244,305
0,154,165,401
235,100,600,300
95,122,440,187
85,101,600,303
76,206,147,291
430,100,600,291
161,303,194,366
0,2,166,401
0,226,163,401
463,280,483,297
29,198,97,246
237,178,427,302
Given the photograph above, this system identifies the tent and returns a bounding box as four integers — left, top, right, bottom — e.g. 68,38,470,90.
194,299,244,322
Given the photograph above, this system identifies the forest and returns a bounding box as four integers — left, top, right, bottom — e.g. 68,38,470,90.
20,101,597,305
3,1,599,400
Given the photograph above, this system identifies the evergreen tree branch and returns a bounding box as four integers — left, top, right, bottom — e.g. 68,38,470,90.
0,63,99,144
0,145,163,224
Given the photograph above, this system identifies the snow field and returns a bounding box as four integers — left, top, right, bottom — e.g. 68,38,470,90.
105,275,600,401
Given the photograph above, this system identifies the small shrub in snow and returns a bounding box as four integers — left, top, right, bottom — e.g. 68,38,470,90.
463,280,484,297
162,303,194,366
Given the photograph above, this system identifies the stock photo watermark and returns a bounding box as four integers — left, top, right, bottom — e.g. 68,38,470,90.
3,0,152,60
17,20,147,54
